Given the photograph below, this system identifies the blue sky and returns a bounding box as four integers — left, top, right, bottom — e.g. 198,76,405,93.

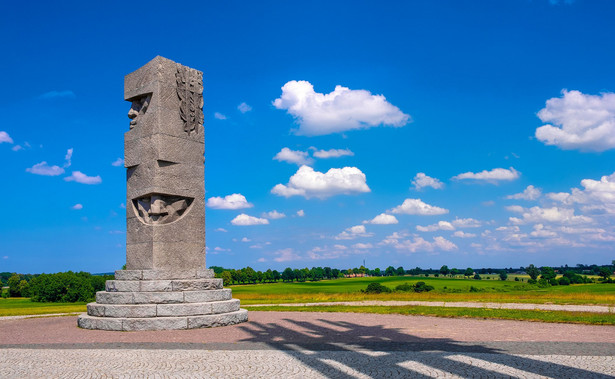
1,0,614,274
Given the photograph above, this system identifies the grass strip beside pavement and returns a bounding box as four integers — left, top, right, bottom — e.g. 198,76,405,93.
246,305,615,325
0,299,87,317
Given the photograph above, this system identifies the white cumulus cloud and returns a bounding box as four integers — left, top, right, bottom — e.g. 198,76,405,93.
237,102,252,113
207,194,253,209
312,148,354,159
296,209,305,217
453,167,520,182
547,171,615,214
272,165,370,199
231,214,269,226
380,233,457,252
507,185,542,200
535,90,615,152
63,148,73,168
273,147,313,166
26,161,65,176
111,158,124,167
0,131,13,144
214,112,227,120
416,221,455,232
64,171,102,184
336,225,373,240
71,204,83,210
273,248,301,262
451,218,482,228
365,213,398,225
273,80,410,136
412,173,444,190
391,198,449,216
263,210,286,219
508,206,592,225
453,231,476,238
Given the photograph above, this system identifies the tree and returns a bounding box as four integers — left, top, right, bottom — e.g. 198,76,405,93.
450,268,460,277
464,268,474,278
526,264,540,281
396,266,405,276
281,268,294,282
385,266,396,276
499,270,508,281
473,273,482,280
440,265,450,276
373,268,381,277
540,266,556,281
221,271,233,285
7,273,21,297
598,267,612,280
272,270,281,282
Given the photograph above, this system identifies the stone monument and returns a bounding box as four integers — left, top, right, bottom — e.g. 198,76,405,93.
78,56,248,331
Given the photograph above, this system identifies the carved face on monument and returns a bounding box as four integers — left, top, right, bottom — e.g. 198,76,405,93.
127,93,152,129
132,193,193,225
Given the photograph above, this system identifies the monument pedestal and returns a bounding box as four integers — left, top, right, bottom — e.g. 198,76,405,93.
78,269,247,331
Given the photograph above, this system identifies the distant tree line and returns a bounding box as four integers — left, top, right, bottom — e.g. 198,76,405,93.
1,271,113,302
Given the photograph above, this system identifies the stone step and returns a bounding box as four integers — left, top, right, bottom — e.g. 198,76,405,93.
114,269,215,281
78,309,249,331
96,289,232,304
87,299,241,318
105,278,223,292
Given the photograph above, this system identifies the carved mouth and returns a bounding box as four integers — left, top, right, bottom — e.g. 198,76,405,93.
132,193,194,225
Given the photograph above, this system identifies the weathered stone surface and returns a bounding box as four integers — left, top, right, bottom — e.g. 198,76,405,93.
122,317,188,331
87,303,105,317
105,280,140,292
187,309,248,329
156,302,212,317
132,292,184,304
77,315,123,331
183,289,232,303
139,280,173,292
101,304,157,318
171,279,222,291
114,270,143,280
96,291,134,304
210,299,241,314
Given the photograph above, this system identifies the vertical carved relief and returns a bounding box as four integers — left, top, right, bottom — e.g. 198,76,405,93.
176,66,204,135
127,93,152,129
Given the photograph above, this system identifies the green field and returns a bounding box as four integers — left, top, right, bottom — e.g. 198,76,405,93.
0,298,86,317
230,276,615,305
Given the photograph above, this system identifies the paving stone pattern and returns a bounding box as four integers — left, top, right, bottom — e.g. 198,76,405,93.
1,348,613,378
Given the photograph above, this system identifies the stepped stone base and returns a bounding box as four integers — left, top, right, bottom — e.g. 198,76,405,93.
78,269,247,331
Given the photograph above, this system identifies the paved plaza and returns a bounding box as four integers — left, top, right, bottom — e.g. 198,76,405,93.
1,311,614,378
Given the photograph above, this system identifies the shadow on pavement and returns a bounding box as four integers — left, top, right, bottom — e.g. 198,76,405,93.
238,317,611,378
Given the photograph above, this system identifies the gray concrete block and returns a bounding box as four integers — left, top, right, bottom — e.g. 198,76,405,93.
210,299,241,314
171,279,222,291
196,269,214,279
139,280,173,292
102,304,157,318
132,291,184,304
106,280,140,292
122,317,188,331
183,289,232,303
77,315,123,331
96,291,134,304
156,302,212,317
87,303,105,317
114,270,143,280
187,309,248,329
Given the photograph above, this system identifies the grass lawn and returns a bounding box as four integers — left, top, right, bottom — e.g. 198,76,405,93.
0,298,86,317
249,305,615,325
230,276,615,305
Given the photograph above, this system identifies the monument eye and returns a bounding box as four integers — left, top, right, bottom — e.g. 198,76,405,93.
127,93,152,129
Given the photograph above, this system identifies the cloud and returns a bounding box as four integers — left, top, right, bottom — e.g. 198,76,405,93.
0,131,13,144
380,233,457,252
71,204,83,210
312,148,354,159
38,90,75,99
241,237,251,242
273,248,301,262
453,167,520,182
508,206,592,225
215,228,228,232
365,213,398,225
237,102,252,113
272,165,370,199
12,145,22,151
273,147,313,166
231,214,269,226
453,231,476,238
451,218,482,228
273,80,410,136
214,112,227,120
352,243,373,249
391,198,449,216
535,90,615,152
416,221,455,232
262,210,286,219
335,225,373,240
64,171,102,184
111,158,124,167
26,162,65,176
547,171,615,214
412,173,444,190
63,148,73,168
207,194,253,209
507,185,542,201
296,210,305,217
257,257,266,262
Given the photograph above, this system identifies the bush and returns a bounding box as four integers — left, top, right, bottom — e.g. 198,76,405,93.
558,276,571,286
29,271,112,303
528,278,537,285
537,278,550,288
413,281,434,292
473,274,482,280
395,283,413,292
364,282,392,294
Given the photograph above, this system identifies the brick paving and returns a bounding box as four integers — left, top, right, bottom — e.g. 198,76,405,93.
1,311,614,378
